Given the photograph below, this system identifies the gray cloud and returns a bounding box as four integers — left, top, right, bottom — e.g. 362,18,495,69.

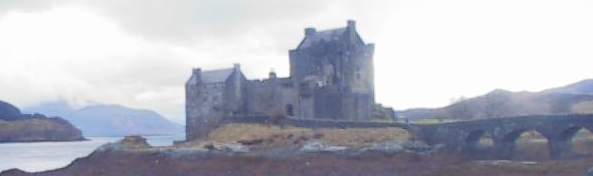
0,0,71,16
1,0,396,47
0,0,397,123
84,0,329,44
2,0,593,124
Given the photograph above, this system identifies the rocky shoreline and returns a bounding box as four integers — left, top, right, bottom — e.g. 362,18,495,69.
2,136,592,176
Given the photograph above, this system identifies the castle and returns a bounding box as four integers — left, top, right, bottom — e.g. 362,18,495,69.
186,20,394,140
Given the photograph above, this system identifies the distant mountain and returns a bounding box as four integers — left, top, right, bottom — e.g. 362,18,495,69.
397,79,593,120
543,79,593,95
24,101,183,137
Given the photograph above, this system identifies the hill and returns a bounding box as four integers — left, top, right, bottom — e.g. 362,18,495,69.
0,100,84,142
24,101,183,137
397,79,593,120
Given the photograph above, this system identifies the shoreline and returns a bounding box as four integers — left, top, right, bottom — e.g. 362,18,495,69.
2,136,592,176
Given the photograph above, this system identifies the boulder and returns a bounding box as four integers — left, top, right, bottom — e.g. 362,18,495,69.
300,141,348,153
203,142,249,153
587,166,593,176
120,136,151,148
99,136,151,151
402,141,432,154
363,140,404,154
221,143,249,153
0,100,21,121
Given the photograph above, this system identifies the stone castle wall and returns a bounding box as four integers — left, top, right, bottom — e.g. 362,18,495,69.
220,115,410,130
185,21,395,140
245,78,298,117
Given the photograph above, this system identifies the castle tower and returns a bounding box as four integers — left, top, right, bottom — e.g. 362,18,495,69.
289,20,375,120
185,64,246,140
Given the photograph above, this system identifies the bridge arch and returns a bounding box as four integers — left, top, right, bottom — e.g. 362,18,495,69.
573,127,593,155
499,129,551,160
501,129,550,143
557,126,588,141
556,126,593,157
464,129,495,158
465,130,494,149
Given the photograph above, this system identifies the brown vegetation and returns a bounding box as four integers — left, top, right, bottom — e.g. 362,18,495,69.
201,123,410,149
5,150,593,176
0,118,84,142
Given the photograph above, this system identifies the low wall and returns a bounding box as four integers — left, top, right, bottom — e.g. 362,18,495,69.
221,115,412,130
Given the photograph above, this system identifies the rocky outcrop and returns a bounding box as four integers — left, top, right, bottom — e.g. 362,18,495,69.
0,100,84,143
97,136,151,151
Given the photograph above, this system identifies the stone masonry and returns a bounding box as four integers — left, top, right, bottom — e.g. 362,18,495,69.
185,20,395,140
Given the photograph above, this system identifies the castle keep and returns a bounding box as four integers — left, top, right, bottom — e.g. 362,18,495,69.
186,20,394,140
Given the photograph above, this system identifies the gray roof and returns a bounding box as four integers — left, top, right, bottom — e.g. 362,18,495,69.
297,27,347,49
187,67,238,85
201,68,235,83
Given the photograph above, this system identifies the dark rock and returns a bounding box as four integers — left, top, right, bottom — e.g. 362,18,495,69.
99,136,151,151
401,141,432,154
201,142,249,153
204,143,216,150
238,139,264,145
120,136,151,148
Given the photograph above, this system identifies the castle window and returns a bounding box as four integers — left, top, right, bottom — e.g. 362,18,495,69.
286,104,294,116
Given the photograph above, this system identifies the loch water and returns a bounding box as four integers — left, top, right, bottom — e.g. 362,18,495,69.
0,135,184,172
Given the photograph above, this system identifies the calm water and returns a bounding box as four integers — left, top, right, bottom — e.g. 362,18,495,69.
0,135,184,172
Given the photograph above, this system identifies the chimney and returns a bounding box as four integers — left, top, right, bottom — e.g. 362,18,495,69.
305,27,316,36
233,63,241,71
192,68,202,75
347,20,356,31
191,68,202,83
269,70,277,79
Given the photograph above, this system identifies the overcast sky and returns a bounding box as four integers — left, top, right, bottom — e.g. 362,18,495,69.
1,0,593,123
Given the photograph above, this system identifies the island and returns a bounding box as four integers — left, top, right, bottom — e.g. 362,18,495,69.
0,100,84,143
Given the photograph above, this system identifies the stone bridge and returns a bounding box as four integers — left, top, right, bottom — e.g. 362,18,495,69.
415,114,593,159
222,114,593,159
